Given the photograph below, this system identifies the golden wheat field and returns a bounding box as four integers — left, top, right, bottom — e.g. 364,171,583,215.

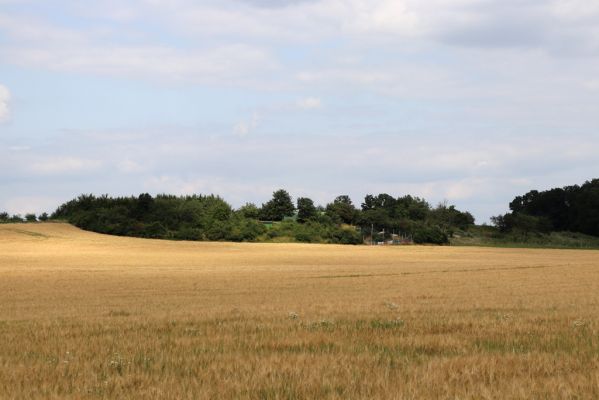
1,223,599,399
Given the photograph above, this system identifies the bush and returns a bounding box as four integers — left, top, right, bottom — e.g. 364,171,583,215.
25,213,37,222
142,222,168,238
332,226,362,244
294,230,314,243
9,214,23,223
413,225,448,245
174,227,203,241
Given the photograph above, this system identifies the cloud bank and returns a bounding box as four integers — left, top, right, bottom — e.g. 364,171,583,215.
0,84,9,122
1,1,598,221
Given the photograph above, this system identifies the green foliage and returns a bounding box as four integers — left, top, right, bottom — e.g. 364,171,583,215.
451,225,599,249
52,194,238,241
237,203,260,219
260,189,295,221
228,217,266,242
429,202,475,234
325,195,357,224
331,225,362,244
357,194,471,244
412,225,449,245
262,220,361,244
9,215,24,223
297,197,317,223
50,190,474,245
491,213,551,235
25,213,37,222
0,211,46,224
496,179,599,236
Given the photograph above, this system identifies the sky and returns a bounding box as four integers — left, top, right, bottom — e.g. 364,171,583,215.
1,0,599,222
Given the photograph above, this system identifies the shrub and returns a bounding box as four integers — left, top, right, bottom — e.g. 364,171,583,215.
25,213,37,222
413,225,448,245
332,226,362,244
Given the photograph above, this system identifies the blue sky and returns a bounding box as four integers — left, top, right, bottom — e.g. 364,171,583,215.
1,0,599,222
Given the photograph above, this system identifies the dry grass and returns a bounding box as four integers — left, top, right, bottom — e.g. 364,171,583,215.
1,222,599,399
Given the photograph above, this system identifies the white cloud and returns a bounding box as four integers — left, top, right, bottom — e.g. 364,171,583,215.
583,79,599,91
551,0,599,21
28,157,102,175
339,0,422,36
117,159,144,173
2,44,278,86
0,12,278,86
2,0,599,91
104,0,599,55
1,1,599,224
8,145,30,151
143,175,275,204
297,97,322,110
233,112,260,137
2,123,599,221
0,84,10,122
444,179,485,201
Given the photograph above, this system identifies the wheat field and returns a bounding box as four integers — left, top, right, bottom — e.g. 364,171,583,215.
1,222,599,399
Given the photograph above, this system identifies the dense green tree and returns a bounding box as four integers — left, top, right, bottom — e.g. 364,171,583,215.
429,203,475,232
9,215,23,222
356,193,471,241
297,197,317,222
134,193,154,220
51,189,474,245
260,189,294,221
412,225,448,244
398,195,429,221
10,215,23,223
496,179,599,236
228,216,266,241
326,195,357,224
237,203,260,219
25,213,37,222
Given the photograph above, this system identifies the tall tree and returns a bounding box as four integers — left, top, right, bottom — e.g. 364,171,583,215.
260,189,295,221
25,213,37,222
297,197,317,223
237,203,260,219
326,195,357,224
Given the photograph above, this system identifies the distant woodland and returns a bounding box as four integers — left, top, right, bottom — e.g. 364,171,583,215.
491,179,599,237
44,191,473,245
2,179,598,246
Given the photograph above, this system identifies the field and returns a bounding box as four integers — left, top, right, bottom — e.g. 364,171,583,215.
1,223,599,399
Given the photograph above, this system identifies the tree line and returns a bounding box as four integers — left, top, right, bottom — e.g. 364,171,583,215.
492,179,599,236
0,212,48,223
40,190,475,245
5,179,598,244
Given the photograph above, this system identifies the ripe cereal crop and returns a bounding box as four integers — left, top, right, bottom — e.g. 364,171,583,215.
1,223,599,399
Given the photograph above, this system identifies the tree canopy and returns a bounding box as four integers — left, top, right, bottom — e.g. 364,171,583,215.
260,189,295,221
45,190,476,245
492,179,599,236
